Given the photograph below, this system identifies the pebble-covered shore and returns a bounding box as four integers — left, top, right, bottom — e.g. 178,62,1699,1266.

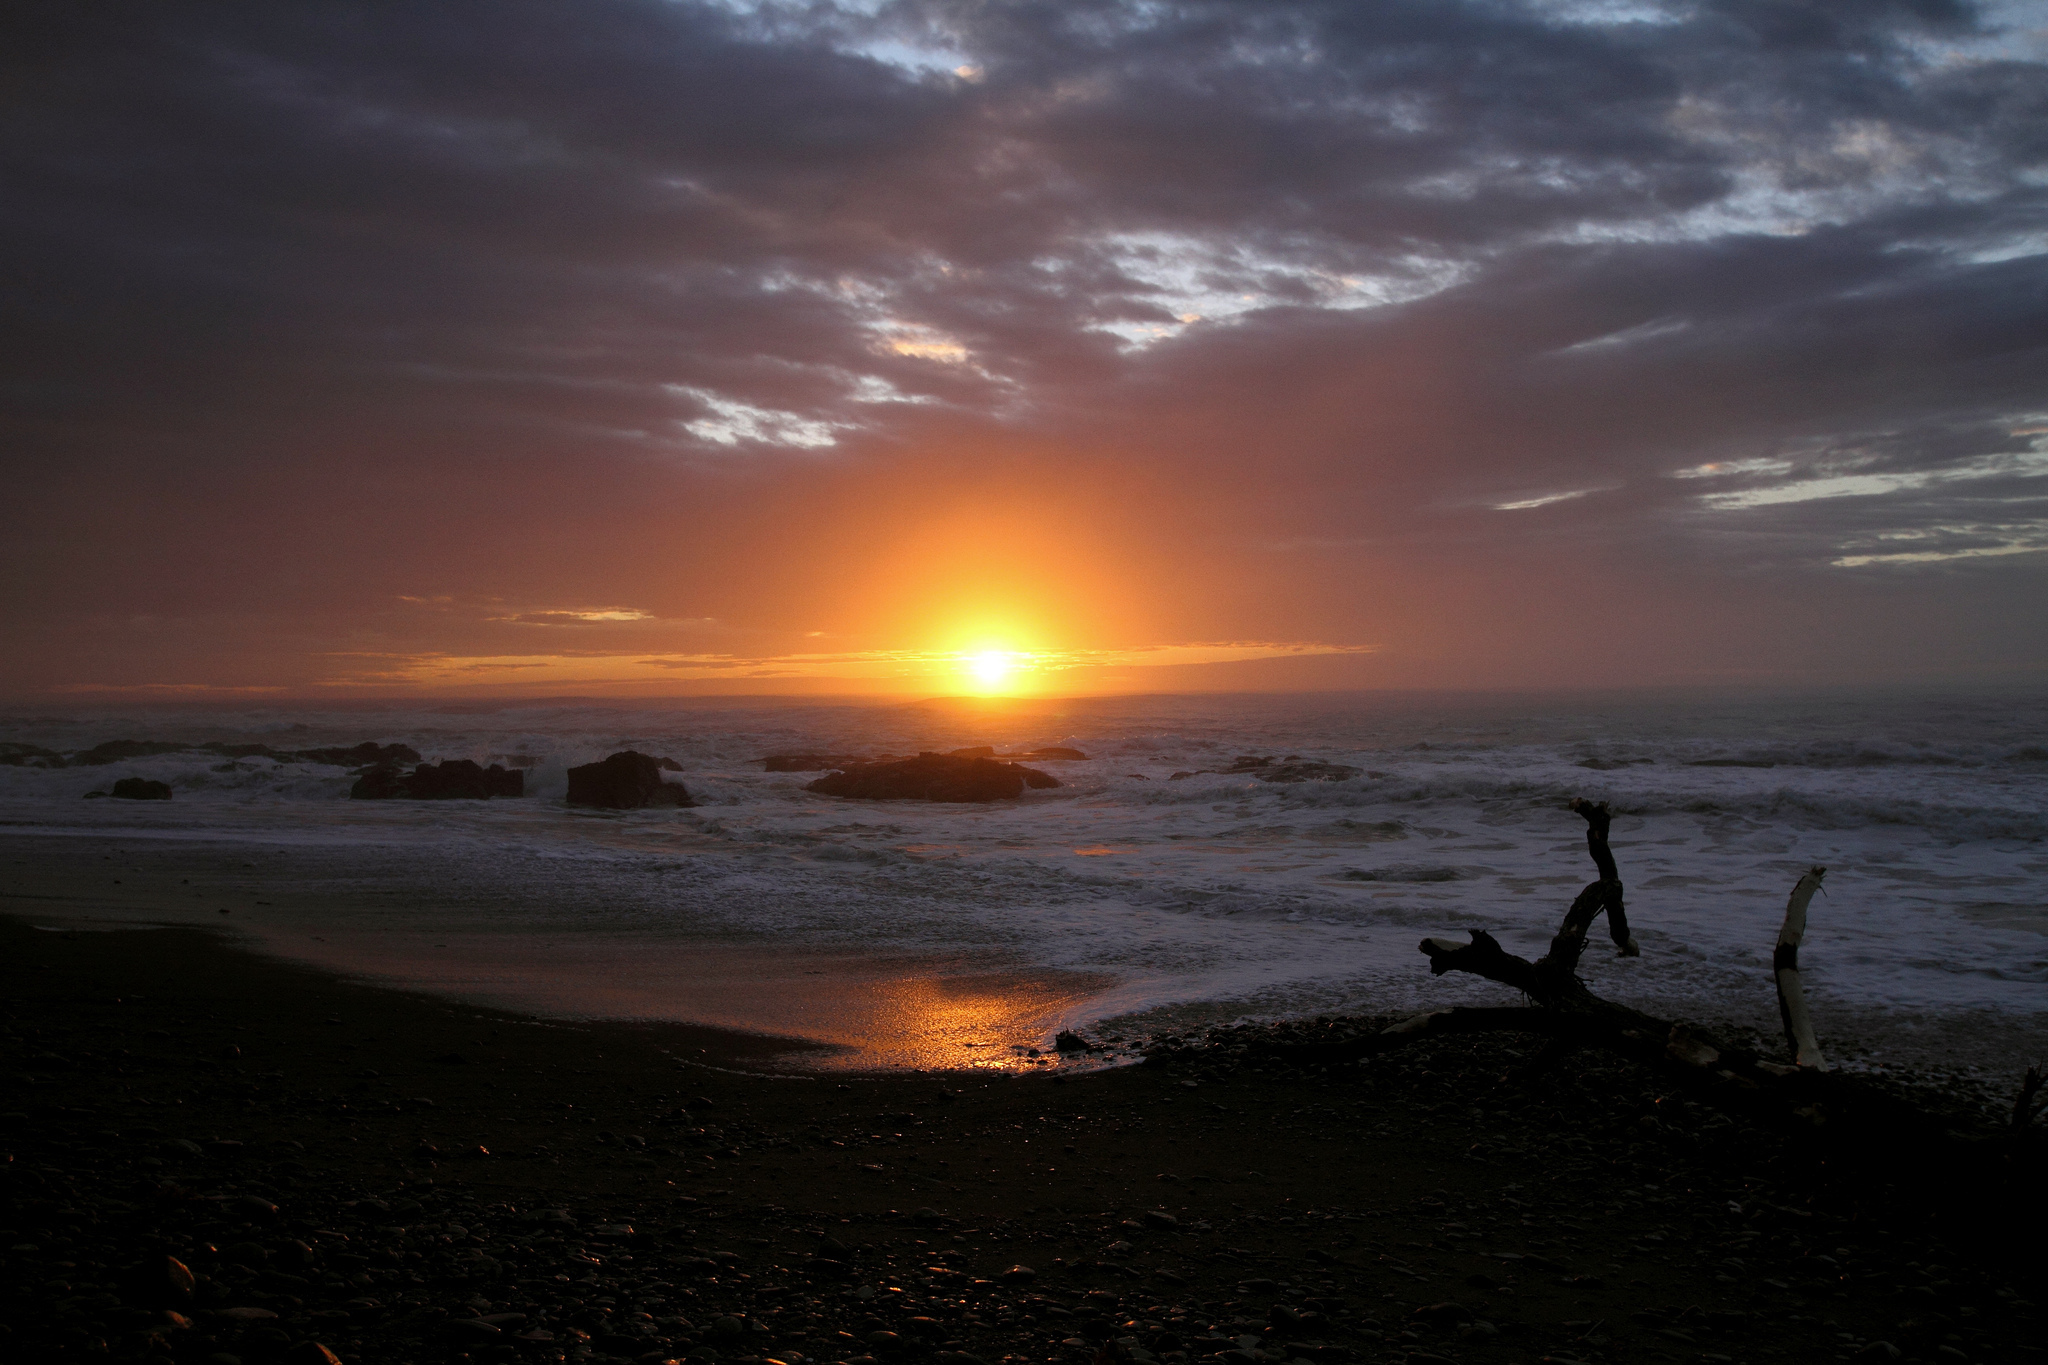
2,916,2040,1365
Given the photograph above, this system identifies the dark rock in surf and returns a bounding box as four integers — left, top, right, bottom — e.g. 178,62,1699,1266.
1013,746,1087,760
109,777,173,800
406,759,522,799
350,760,522,799
805,752,1059,803
349,765,408,799
948,746,997,758
566,750,695,809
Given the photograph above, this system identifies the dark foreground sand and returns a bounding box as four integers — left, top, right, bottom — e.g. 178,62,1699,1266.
2,916,2040,1365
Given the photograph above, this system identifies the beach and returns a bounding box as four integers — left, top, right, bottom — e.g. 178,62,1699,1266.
4,913,2041,1365
4,690,2046,1080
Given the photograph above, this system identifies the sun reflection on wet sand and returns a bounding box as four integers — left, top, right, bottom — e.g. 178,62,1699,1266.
254,929,1119,1073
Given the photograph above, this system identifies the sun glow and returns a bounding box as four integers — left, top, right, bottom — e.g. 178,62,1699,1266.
966,649,1022,692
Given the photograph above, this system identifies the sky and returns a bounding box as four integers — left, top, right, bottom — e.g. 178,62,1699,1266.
4,0,2047,700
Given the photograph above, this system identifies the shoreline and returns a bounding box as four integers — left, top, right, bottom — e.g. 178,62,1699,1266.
8,825,2047,1086
5,911,2044,1365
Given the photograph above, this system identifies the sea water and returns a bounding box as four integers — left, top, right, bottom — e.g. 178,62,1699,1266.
3,689,2044,1072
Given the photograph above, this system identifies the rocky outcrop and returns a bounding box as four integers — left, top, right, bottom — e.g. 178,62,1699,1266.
566,751,694,809
805,752,1059,803
104,777,173,800
350,760,523,800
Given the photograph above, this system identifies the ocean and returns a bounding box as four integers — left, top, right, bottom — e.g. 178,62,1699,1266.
3,688,2044,1076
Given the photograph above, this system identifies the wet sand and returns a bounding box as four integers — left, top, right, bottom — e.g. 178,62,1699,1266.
0,831,1122,1072
3,913,2043,1365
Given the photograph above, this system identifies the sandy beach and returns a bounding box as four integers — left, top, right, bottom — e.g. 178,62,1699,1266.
4,910,2042,1365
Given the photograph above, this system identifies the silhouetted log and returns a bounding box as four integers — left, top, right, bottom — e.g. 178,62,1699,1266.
566,751,694,809
1775,866,1829,1069
1568,796,1639,955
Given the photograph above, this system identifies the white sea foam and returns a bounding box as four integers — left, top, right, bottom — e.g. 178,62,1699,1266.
3,689,2043,1063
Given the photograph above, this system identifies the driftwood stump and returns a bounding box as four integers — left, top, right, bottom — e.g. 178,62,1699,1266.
1224,799,2043,1172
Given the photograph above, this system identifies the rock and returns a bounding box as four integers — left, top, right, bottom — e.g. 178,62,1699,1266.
109,778,173,800
566,751,695,809
1054,1030,1097,1053
999,1265,1036,1284
1220,755,1361,783
351,759,522,800
1141,1210,1179,1229
125,1255,196,1305
947,746,997,758
1854,1345,1904,1362
409,759,523,799
442,1318,501,1341
347,765,407,799
1409,1302,1471,1328
805,752,1058,802
282,1345,342,1365
215,1306,279,1322
1013,746,1086,760
224,1241,270,1267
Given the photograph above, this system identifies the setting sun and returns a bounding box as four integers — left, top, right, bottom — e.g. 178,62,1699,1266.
967,649,1020,691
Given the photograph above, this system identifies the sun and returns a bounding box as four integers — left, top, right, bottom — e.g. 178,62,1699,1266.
968,650,1017,691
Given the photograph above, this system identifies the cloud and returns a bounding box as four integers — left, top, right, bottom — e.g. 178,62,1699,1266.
2,0,2046,695
498,608,656,625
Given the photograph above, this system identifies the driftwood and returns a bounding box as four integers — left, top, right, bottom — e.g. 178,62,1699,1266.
1774,867,1829,1070
1217,798,2044,1173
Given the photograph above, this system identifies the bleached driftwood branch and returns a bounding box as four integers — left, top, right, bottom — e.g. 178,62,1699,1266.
1774,866,1829,1070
